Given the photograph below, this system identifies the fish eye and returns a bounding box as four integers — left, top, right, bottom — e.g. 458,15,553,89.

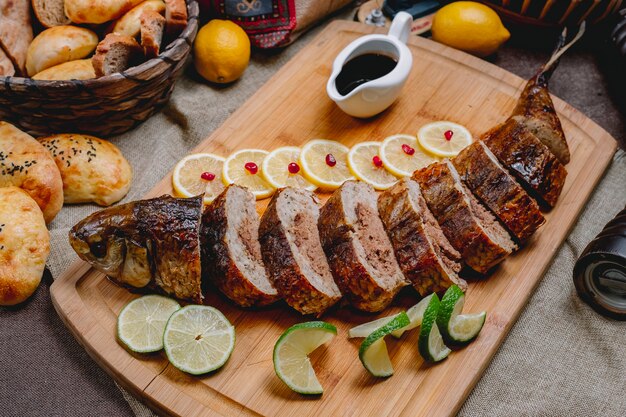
90,241,107,258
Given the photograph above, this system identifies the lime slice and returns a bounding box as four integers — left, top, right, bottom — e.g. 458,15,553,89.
273,321,337,394
358,312,410,377
117,295,181,353
348,314,401,338
163,305,235,375
418,294,451,362
390,294,434,338
436,285,486,345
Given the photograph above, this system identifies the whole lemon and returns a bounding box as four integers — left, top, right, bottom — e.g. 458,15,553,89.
194,20,251,83
431,2,510,57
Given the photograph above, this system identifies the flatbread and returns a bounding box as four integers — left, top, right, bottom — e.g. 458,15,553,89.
0,0,33,75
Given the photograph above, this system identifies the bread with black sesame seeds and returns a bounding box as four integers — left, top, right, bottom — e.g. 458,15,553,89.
38,134,132,206
0,122,63,224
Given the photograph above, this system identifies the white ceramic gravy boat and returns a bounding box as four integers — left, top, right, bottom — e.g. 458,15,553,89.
327,12,413,118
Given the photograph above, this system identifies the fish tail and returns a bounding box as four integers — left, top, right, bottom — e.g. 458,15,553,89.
535,22,586,86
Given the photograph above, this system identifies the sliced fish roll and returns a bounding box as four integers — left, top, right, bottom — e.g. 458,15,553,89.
453,140,545,242
413,161,517,274
201,185,279,307
482,118,567,209
259,187,342,316
319,181,408,312
378,178,466,296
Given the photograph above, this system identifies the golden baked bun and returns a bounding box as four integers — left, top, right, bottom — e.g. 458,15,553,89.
32,59,95,80
65,0,145,24
0,122,64,223
39,134,132,206
25,25,98,76
0,187,50,306
112,0,165,38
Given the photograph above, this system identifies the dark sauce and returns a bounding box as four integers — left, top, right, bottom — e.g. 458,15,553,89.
335,53,398,96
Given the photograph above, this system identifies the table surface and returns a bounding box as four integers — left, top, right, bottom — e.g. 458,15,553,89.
1,15,624,417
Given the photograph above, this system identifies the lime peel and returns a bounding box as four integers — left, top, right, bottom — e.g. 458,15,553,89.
436,285,486,345
358,312,410,377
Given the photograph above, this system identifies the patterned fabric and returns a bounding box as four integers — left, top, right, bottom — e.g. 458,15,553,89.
211,0,296,48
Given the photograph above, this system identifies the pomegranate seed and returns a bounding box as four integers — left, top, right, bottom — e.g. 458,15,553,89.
325,153,337,167
288,162,300,174
444,130,454,141
372,155,383,167
200,171,215,181
244,162,258,174
402,143,415,155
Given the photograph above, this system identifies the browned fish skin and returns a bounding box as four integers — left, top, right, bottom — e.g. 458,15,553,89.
413,161,517,274
319,181,408,312
201,185,279,308
453,140,546,241
378,178,466,296
511,70,570,164
69,195,203,303
259,187,341,315
482,118,567,209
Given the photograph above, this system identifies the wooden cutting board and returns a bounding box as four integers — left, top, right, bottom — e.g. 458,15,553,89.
51,21,618,417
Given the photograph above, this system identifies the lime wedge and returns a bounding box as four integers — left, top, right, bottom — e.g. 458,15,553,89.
117,295,181,353
359,312,410,377
437,285,486,345
163,305,235,375
418,294,451,362
391,294,434,338
348,314,401,338
273,321,337,394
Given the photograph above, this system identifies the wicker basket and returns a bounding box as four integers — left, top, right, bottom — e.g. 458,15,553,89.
0,1,199,138
473,0,623,28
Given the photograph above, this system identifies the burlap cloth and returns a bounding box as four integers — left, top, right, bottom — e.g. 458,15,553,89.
2,11,625,417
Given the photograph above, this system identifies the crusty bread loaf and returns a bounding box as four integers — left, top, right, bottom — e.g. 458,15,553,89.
0,122,64,223
65,0,145,24
32,59,95,80
31,0,71,27
140,10,166,58
0,0,33,75
92,33,143,77
0,187,50,306
0,46,14,76
39,134,132,206
112,0,165,38
164,0,188,39
25,26,98,76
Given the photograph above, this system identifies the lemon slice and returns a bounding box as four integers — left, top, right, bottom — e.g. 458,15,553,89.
299,139,355,191
417,121,473,158
273,321,337,394
380,134,439,177
163,305,236,375
347,141,398,190
358,312,410,377
222,149,275,200
261,146,317,191
172,153,226,204
117,295,181,353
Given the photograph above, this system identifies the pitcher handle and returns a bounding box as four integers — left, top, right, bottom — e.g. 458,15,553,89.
388,11,412,44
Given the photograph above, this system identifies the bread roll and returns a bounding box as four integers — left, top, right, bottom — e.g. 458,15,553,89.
0,122,63,223
140,10,165,58
112,0,165,38
32,0,71,27
32,59,95,80
0,187,50,306
38,134,132,206
65,0,145,24
92,33,142,77
0,47,15,76
164,0,187,38
0,0,33,75
25,25,98,76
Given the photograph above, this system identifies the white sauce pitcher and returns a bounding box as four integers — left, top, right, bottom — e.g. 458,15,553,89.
327,12,413,118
